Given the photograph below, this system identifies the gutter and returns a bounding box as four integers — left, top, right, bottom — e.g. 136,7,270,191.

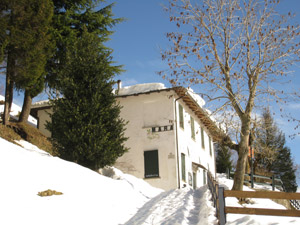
174,94,186,189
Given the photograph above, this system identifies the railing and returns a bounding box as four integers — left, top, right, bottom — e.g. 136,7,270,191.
227,170,282,191
207,172,226,225
224,190,300,217
207,172,300,225
227,170,300,210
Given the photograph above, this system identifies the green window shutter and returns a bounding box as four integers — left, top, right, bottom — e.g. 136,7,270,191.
191,116,195,139
181,153,186,181
209,136,212,156
201,127,205,149
144,150,159,178
179,104,184,129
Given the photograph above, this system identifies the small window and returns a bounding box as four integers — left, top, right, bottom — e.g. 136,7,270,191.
179,104,184,129
181,153,186,181
190,116,195,140
144,150,159,178
201,127,205,149
209,136,212,156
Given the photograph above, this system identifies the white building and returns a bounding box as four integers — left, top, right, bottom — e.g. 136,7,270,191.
31,83,225,191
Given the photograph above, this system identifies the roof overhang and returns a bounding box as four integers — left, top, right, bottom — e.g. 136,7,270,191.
173,87,226,142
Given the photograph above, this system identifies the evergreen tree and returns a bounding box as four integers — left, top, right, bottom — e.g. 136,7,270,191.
255,108,298,192
271,145,298,192
216,143,233,174
254,109,285,172
47,29,128,170
46,0,121,93
0,0,53,124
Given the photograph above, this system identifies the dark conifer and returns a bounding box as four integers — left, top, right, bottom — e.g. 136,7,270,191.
255,108,298,192
271,145,298,192
47,29,128,170
216,143,233,174
0,0,53,124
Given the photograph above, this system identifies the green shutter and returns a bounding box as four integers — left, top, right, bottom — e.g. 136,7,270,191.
181,153,186,181
209,136,212,156
191,116,195,139
201,127,205,149
144,150,159,178
179,104,184,129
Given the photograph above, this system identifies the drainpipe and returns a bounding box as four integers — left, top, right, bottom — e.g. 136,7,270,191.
174,95,185,189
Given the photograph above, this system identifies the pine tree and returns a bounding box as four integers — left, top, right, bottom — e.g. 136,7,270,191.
0,0,53,124
47,29,128,170
254,109,285,172
216,143,233,174
255,108,298,192
271,145,298,192
46,0,122,93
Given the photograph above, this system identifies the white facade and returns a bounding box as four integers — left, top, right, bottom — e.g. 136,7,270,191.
31,84,220,191
114,85,217,191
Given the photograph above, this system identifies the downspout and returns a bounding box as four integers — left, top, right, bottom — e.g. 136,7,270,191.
174,95,185,189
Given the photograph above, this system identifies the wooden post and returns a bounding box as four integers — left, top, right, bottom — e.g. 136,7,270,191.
218,187,226,225
272,175,275,191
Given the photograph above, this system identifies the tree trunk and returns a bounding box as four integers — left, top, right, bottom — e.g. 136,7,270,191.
19,90,32,123
232,119,251,191
3,53,14,125
232,145,248,190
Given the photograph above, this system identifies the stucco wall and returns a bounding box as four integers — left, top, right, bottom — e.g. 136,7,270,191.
114,91,178,191
175,98,216,189
37,108,52,138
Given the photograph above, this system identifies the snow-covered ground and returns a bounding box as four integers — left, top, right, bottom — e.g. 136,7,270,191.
217,174,300,225
0,137,216,225
0,137,299,225
0,95,37,125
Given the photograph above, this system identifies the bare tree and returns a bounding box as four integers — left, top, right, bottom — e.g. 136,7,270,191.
160,0,300,190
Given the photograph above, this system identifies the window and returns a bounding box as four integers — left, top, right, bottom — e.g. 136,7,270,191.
144,150,159,178
190,116,195,140
179,104,184,129
181,153,186,181
209,136,212,156
201,127,205,149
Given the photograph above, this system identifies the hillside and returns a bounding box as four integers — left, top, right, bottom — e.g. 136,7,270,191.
0,95,53,154
1,137,300,225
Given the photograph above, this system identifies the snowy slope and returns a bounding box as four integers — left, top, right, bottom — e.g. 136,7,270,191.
1,137,300,225
0,137,162,225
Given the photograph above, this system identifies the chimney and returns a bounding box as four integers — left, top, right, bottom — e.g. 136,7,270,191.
117,80,122,90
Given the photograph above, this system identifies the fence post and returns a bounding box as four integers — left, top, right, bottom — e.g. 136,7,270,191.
226,168,230,179
272,175,275,191
218,186,226,225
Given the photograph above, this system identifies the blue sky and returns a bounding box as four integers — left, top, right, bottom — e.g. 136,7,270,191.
1,0,300,183
103,0,300,184
102,0,300,185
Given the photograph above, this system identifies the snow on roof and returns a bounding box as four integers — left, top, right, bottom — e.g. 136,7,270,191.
31,99,51,108
187,87,205,107
117,83,166,96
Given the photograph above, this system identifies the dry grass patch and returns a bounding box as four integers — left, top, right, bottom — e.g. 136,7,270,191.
38,189,63,197
0,121,56,156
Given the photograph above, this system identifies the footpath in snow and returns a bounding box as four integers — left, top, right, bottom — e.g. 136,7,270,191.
124,187,216,225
